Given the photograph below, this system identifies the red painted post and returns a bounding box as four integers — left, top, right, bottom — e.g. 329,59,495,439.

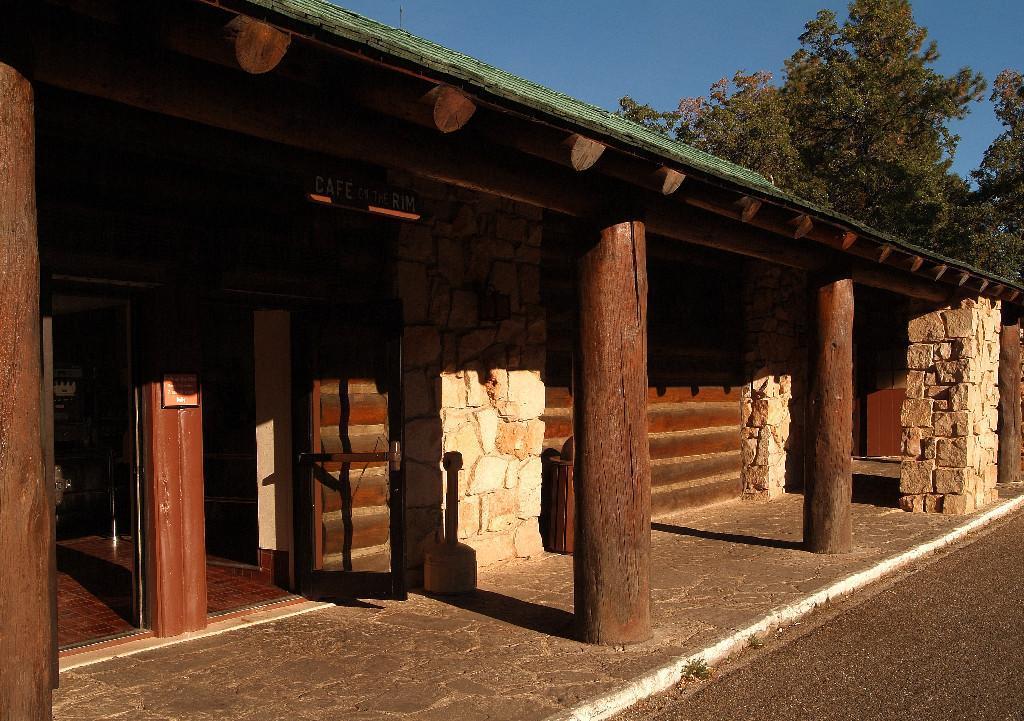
138,288,208,636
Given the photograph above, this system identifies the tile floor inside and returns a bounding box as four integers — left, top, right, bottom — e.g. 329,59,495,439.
57,536,292,649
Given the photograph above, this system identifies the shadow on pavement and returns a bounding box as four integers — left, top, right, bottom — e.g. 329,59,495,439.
652,522,803,550
421,588,575,639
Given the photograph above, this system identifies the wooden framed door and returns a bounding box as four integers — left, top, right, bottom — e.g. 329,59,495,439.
293,302,406,601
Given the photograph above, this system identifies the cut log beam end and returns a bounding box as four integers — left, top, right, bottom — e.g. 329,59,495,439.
737,196,762,223
654,167,685,195
792,214,813,239
225,16,291,75
840,232,857,250
563,133,606,171
423,85,476,133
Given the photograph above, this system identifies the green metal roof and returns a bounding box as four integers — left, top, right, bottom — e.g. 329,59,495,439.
242,0,1021,290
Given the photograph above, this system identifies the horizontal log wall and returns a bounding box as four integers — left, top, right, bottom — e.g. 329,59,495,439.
542,213,744,517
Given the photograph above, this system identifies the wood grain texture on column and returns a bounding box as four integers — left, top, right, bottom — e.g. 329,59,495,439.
138,288,208,637
573,219,652,645
0,63,53,720
804,273,854,554
998,307,1021,485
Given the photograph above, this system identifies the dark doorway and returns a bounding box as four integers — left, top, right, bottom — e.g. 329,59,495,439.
201,302,293,614
51,293,141,649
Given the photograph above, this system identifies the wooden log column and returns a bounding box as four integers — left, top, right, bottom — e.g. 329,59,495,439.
0,62,54,719
804,271,854,554
998,306,1022,485
573,218,652,645
137,288,208,637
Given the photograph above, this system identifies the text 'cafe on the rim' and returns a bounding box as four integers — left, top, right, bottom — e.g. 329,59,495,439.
1,0,1022,716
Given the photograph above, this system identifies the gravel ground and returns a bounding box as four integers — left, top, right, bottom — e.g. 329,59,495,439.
618,508,1024,721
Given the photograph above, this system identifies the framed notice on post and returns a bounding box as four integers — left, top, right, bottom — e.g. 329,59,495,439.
162,373,200,409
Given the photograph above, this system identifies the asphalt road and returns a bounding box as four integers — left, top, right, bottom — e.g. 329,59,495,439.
621,510,1024,721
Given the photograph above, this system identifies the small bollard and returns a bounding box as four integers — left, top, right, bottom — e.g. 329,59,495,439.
424,451,477,594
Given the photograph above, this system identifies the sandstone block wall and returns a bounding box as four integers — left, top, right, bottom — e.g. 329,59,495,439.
391,172,546,576
899,296,1000,513
741,261,807,500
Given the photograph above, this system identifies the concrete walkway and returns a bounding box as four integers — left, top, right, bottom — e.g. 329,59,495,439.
54,486,1024,721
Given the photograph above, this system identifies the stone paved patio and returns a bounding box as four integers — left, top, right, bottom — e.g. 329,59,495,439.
54,486,1024,721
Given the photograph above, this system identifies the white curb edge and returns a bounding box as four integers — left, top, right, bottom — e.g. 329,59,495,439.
544,491,1024,721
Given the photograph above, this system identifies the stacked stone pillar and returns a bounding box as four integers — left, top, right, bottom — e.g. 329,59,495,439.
899,296,1000,513
391,173,546,576
741,260,807,500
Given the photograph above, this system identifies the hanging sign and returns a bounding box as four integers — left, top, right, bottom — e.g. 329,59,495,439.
162,373,200,409
307,174,421,220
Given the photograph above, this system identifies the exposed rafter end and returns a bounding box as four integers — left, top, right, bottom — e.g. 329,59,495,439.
422,85,476,133
841,231,857,250
958,271,971,287
563,134,606,171
910,256,924,272
653,167,685,195
979,279,991,294
735,196,762,223
877,245,893,263
934,264,948,281
1007,289,1021,303
792,214,813,239
224,15,291,75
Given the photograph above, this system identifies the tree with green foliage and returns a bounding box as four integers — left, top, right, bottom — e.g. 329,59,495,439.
975,71,1024,238
615,0,1024,278
783,0,985,246
941,70,1024,279
676,71,825,200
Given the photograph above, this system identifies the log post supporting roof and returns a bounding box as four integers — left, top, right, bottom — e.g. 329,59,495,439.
574,217,652,645
804,272,855,554
997,308,1022,487
0,60,54,720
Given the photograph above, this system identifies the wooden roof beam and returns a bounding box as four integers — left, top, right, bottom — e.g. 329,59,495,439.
224,15,291,74
934,264,948,281
841,232,858,250
563,133,606,171
792,214,814,239
35,7,954,306
910,256,924,272
422,85,477,133
736,196,762,223
653,167,686,195
877,245,893,263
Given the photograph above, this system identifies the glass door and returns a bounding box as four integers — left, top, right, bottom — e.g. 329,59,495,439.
293,302,405,600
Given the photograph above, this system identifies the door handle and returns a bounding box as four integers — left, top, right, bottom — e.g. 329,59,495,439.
298,444,402,470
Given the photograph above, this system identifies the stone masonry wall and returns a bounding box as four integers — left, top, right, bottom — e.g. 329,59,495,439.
741,260,807,500
391,171,546,577
899,296,1000,513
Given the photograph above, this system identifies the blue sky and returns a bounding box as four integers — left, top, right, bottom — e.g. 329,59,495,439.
331,0,1022,179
